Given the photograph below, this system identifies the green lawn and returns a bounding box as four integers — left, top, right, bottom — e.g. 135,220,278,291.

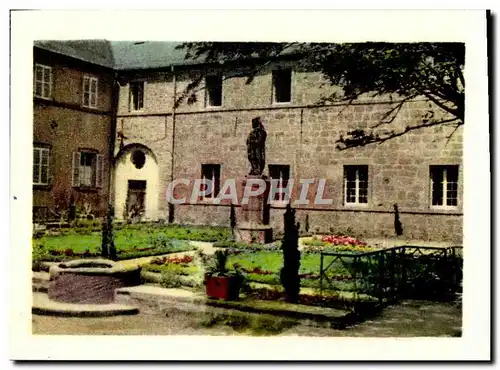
33,224,231,254
228,251,352,277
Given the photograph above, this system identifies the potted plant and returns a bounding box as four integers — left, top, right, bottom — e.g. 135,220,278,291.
204,250,244,300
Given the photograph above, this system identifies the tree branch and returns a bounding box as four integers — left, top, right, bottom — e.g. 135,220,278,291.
336,117,462,150
418,89,460,120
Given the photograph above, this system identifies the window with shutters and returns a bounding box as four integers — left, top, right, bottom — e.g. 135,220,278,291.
82,75,98,108
201,164,220,199
344,165,369,205
72,151,104,188
430,165,459,208
269,164,290,202
33,147,50,185
130,81,144,111
34,64,52,99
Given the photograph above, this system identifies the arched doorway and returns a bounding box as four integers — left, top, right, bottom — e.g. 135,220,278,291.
114,144,159,221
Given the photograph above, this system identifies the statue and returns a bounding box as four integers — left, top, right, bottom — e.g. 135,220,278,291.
246,117,267,176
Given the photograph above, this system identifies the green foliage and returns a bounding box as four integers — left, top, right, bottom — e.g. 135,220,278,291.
32,237,194,265
213,240,249,249
32,224,229,257
101,204,116,260
32,244,49,271
143,262,200,276
302,238,329,247
160,270,183,288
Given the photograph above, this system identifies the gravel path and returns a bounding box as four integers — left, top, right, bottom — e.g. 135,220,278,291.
32,299,461,337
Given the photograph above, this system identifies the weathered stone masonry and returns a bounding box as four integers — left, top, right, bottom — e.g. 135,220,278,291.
115,63,463,243
33,45,115,218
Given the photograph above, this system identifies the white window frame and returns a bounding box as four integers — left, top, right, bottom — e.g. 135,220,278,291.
272,68,292,104
33,147,50,185
269,164,290,203
344,165,369,206
430,165,459,209
129,81,145,111
82,75,98,109
72,151,104,188
34,64,52,99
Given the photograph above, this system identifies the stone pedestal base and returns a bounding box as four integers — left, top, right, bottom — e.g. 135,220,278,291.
237,175,272,244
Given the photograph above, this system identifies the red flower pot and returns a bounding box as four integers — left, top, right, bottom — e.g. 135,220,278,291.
204,274,242,301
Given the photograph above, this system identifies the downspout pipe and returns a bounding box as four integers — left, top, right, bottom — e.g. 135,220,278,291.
168,66,177,223
107,71,119,216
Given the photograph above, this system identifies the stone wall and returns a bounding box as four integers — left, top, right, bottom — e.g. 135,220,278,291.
115,62,463,243
33,53,114,218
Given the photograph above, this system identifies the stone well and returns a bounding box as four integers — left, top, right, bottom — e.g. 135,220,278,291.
48,259,142,304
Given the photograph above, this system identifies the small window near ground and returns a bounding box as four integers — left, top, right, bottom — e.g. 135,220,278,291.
72,151,104,188
130,81,145,111
344,165,369,205
33,147,50,185
205,74,223,107
430,165,459,208
34,64,52,99
201,164,221,198
272,68,292,103
269,164,290,202
82,75,98,108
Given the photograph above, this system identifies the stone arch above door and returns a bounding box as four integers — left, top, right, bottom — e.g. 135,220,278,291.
114,144,159,221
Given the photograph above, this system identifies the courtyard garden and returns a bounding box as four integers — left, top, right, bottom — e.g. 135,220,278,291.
32,219,462,332
32,223,231,269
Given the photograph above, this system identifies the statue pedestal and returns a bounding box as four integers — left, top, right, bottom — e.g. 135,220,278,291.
236,175,272,244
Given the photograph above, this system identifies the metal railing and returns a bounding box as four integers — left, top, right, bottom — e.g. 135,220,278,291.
319,245,463,304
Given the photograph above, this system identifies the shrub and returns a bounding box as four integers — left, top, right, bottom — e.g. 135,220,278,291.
32,244,49,271
213,240,249,249
160,270,183,288
159,270,203,289
280,204,301,303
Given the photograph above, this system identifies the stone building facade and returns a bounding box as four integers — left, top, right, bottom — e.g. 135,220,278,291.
32,41,463,243
33,41,116,220
112,47,463,243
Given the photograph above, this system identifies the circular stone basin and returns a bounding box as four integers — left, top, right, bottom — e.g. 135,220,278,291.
48,259,142,304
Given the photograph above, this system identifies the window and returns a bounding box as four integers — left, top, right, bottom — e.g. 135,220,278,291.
269,165,290,202
130,81,144,111
201,164,221,199
82,75,98,108
34,64,52,99
272,68,292,103
205,74,222,107
430,165,459,208
33,147,50,185
344,165,369,205
72,151,104,188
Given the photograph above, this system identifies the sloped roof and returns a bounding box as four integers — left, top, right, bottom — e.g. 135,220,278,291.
34,40,115,68
34,40,192,70
110,41,191,70
34,40,299,71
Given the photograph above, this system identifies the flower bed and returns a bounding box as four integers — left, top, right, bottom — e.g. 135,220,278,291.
302,235,378,254
142,254,200,277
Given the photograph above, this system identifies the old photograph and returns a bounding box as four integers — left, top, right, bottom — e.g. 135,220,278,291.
9,9,490,361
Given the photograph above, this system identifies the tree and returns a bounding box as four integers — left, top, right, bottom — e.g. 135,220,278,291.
176,42,464,149
280,203,301,303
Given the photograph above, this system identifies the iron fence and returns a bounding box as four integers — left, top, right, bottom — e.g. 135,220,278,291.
319,245,463,304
